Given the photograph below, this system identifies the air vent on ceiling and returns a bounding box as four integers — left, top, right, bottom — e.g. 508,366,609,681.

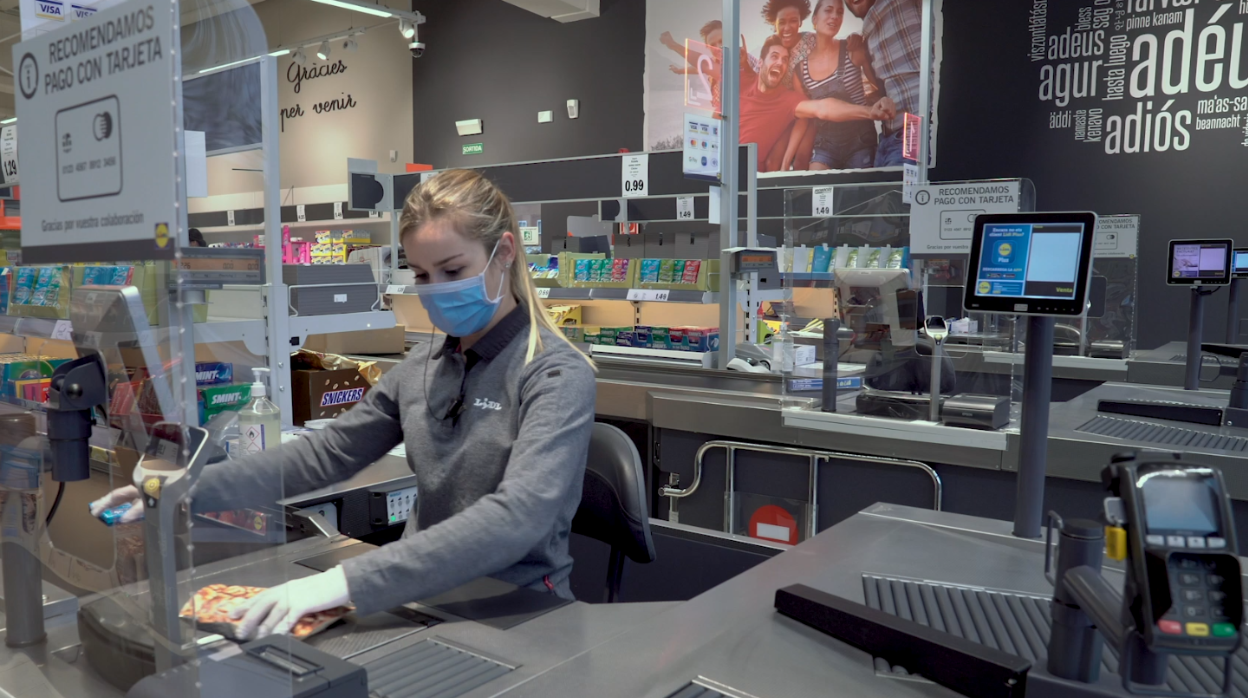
502,0,599,23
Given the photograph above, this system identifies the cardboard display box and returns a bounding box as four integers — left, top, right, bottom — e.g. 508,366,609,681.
303,326,406,356
292,368,372,426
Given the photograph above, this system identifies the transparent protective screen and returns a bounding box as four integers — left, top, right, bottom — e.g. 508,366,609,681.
0,0,329,694
779,183,1023,433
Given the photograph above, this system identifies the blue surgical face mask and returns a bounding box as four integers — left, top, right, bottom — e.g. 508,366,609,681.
415,240,507,337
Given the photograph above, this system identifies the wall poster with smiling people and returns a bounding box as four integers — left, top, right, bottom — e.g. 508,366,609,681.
646,0,943,175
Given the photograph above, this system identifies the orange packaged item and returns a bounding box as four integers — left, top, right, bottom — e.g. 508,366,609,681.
179,584,351,640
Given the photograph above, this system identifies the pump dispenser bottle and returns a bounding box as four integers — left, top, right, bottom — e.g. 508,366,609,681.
238,367,280,453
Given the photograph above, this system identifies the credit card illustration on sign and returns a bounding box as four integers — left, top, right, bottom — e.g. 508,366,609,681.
56,95,122,202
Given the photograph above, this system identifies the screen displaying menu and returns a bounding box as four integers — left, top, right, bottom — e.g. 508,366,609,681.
1172,242,1231,282
973,222,1086,301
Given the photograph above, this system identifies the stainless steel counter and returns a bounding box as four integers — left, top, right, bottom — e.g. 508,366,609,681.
494,504,1142,697
0,532,677,698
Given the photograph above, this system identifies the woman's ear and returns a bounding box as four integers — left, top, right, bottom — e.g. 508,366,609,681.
498,231,517,269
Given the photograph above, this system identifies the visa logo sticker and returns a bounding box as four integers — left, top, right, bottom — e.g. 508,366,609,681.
36,0,65,20
320,388,365,407
71,4,96,18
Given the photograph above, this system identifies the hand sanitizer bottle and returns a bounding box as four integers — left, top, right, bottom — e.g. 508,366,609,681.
238,367,280,453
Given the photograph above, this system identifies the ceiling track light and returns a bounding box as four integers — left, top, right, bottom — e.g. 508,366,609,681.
316,40,331,60
343,37,358,52
293,47,309,65
399,19,415,39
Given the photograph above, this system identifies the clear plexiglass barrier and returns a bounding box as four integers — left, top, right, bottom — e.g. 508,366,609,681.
773,180,1043,451
0,0,327,695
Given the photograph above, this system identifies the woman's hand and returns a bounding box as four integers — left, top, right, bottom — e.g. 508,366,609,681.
89,486,145,524
870,97,897,122
230,567,351,640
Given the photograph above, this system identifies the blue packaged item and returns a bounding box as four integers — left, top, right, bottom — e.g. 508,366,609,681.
100,502,134,526
632,326,653,349
810,246,832,274
194,362,233,386
615,331,636,347
640,259,661,284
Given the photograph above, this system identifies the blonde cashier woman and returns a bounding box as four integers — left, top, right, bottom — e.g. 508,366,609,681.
90,170,598,639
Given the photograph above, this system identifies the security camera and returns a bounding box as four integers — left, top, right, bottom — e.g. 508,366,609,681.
409,40,425,58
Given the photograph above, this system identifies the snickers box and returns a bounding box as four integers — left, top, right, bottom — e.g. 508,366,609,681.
292,368,371,426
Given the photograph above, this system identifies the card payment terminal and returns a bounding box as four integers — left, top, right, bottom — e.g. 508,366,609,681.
1113,456,1243,654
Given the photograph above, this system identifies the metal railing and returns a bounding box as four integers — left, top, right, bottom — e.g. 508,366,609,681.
659,440,942,541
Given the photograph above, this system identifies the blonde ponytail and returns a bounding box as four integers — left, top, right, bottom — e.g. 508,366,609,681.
400,170,595,368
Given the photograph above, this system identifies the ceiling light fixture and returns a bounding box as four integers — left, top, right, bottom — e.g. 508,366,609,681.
399,19,415,39
0,118,15,125
293,47,309,65
343,37,358,52
309,0,393,18
316,41,331,60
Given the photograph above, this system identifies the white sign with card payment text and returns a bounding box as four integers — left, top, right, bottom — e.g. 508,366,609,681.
14,0,178,263
1094,215,1139,259
909,180,1023,255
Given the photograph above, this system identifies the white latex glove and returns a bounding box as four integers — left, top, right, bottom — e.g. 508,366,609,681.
88,486,145,524
230,566,351,640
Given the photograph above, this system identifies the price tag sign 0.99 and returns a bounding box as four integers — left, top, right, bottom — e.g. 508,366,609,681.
812,186,834,218
622,153,649,198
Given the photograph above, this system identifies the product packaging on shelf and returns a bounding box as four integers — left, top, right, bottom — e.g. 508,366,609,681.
198,384,253,424
546,305,582,327
9,266,72,319
0,356,71,399
194,362,233,386
290,350,379,425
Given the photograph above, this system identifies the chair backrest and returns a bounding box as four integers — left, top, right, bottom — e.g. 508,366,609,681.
572,423,656,564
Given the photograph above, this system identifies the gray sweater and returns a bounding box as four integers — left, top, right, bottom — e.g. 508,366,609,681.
191,308,597,616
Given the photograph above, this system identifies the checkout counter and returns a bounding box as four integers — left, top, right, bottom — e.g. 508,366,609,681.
5,220,1248,698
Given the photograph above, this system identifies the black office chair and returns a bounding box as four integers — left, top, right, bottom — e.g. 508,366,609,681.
572,423,656,603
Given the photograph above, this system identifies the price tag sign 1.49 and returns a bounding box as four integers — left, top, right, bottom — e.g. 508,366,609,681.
812,186,834,218
627,289,670,302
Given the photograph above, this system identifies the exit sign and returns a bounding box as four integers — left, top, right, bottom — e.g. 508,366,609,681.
463,143,484,155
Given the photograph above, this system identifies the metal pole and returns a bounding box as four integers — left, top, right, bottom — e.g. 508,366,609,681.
1186,288,1206,391
260,57,294,426
718,0,741,370
822,319,840,412
928,338,943,422
917,0,934,183
1014,315,1054,539
1227,278,1241,344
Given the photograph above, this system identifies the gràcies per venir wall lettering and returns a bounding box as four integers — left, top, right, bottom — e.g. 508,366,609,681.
287,59,347,94
281,58,359,132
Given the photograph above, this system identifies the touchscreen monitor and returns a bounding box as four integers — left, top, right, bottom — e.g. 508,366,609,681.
1168,240,1233,286
1233,248,1248,279
963,212,1098,316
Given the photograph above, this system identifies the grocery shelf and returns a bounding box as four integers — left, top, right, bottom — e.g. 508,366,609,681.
588,343,715,368
390,287,719,304
0,312,396,354
197,216,392,235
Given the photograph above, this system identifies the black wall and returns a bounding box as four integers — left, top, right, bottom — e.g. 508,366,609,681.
411,0,1243,349
409,0,645,169
931,1,1247,349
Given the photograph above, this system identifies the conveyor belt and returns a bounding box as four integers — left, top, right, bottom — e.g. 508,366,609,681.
363,639,514,698
1076,415,1248,453
862,574,1248,696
